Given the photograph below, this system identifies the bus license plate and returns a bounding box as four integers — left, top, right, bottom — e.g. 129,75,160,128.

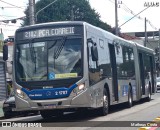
44,104,57,109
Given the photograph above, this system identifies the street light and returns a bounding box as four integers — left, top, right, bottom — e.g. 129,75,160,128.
35,0,58,23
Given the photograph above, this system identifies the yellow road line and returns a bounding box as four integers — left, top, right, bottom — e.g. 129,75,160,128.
138,127,151,130
138,116,160,130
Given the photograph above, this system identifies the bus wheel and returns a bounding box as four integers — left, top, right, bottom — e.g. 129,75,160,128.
99,88,109,116
146,86,151,101
127,87,133,108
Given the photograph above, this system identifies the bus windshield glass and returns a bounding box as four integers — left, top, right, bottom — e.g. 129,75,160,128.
15,38,82,81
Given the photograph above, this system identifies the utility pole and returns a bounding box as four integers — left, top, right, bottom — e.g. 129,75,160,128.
115,0,119,36
144,17,147,47
29,0,35,25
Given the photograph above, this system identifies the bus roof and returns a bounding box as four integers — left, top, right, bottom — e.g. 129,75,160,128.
16,21,85,32
16,21,154,54
84,22,136,47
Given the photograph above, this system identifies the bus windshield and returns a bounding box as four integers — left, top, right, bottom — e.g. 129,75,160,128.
15,38,82,81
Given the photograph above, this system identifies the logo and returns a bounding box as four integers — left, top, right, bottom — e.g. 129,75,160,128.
48,72,55,80
2,122,11,127
43,86,53,89
46,91,51,96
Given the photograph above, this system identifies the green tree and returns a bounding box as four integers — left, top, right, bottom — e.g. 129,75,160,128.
23,0,112,32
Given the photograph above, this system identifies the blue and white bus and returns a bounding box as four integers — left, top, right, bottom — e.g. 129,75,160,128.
4,21,156,118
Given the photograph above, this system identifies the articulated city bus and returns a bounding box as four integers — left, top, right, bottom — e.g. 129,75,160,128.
4,21,156,118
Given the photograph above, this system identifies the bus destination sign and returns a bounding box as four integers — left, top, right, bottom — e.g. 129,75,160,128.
24,27,75,39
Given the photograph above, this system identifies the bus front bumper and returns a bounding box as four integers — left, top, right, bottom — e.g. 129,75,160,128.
14,89,90,111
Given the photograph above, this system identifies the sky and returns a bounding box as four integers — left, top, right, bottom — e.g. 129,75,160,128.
0,0,160,39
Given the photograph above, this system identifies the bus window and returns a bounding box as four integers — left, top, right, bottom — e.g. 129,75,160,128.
116,46,135,79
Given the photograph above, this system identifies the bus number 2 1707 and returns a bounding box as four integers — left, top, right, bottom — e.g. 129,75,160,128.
55,91,68,96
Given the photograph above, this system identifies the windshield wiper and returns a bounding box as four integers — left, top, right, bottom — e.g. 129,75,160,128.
54,36,67,59
29,43,37,73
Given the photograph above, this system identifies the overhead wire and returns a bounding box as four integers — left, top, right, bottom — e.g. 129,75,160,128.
0,0,24,9
0,15,18,18
108,0,114,4
0,6,26,9
0,22,21,27
107,0,157,30
120,1,157,30
0,16,26,22
0,0,28,36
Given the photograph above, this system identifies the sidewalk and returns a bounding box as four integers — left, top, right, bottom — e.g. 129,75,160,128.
0,100,4,117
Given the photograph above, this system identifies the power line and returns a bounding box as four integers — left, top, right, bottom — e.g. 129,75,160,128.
121,3,145,20
0,22,21,27
108,0,143,20
0,15,18,18
108,0,114,4
0,0,24,9
119,6,150,28
119,1,157,30
0,6,26,9
0,15,7,20
3,28,18,31
0,16,26,22
107,0,157,30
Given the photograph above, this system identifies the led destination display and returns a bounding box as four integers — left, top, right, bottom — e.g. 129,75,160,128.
24,27,75,39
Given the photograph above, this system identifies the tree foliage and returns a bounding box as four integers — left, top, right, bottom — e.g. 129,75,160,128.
23,0,112,32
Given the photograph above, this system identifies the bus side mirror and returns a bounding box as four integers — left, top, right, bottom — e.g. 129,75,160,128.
3,44,8,61
87,38,98,61
91,45,98,61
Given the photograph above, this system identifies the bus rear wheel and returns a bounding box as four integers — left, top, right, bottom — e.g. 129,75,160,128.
99,88,109,116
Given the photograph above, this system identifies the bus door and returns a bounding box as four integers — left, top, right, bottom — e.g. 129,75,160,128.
108,44,118,101
149,56,155,93
139,53,145,95
142,53,155,95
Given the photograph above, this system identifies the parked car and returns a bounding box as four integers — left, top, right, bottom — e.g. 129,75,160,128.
156,77,160,92
3,91,39,118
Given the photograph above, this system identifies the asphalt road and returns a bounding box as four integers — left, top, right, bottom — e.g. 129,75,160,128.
1,91,160,130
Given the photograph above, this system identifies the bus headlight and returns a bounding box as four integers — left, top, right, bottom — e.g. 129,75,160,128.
70,83,86,97
78,84,85,90
16,89,28,99
16,89,24,98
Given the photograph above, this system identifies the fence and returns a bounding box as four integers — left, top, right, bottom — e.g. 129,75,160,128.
0,60,7,100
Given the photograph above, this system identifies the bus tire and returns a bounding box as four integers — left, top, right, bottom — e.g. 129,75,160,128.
146,85,151,102
99,88,109,116
127,86,133,108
